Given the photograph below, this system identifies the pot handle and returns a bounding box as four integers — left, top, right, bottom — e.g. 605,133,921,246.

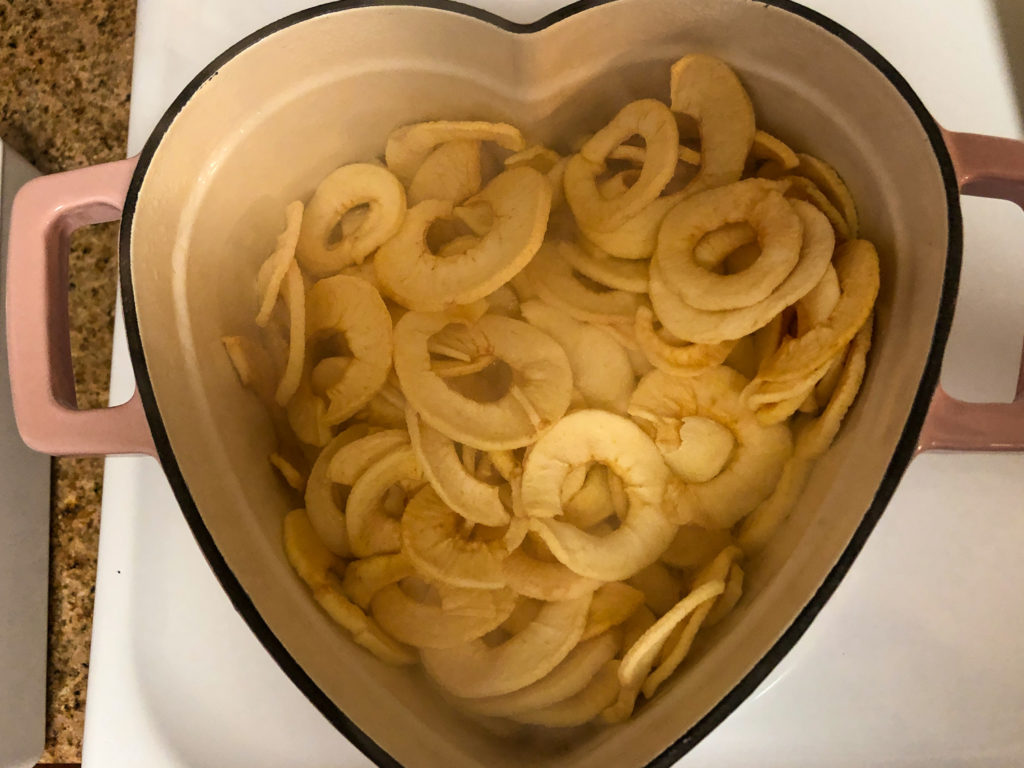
918,130,1024,453
5,157,156,457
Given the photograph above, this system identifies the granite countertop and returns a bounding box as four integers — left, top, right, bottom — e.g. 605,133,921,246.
0,0,137,762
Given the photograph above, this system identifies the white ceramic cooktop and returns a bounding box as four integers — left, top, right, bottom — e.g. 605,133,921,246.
82,1,1024,766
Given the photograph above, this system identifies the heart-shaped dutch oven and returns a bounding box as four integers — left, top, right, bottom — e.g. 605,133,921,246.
7,1,1024,766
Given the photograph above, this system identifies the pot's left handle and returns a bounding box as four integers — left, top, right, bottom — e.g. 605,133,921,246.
5,157,156,457
918,130,1024,453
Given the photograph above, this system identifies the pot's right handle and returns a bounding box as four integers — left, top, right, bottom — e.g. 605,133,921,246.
5,158,156,457
918,130,1024,453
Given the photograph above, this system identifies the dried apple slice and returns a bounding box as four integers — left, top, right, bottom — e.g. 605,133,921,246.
407,139,482,205
283,510,416,666
285,376,332,447
562,464,619,530
634,306,735,378
255,200,303,326
795,153,859,236
654,179,802,311
608,143,702,167
459,631,619,718
355,383,408,429
669,54,755,194
735,456,814,555
578,192,683,261
520,300,635,414
274,263,305,406
328,429,409,485
304,424,370,557
509,660,621,727
314,574,418,666
500,545,603,601
296,163,406,276
407,407,510,527
385,120,525,184
737,319,872,554
565,99,679,232
617,578,725,692
752,239,879,383
371,583,517,649
523,410,675,580
394,312,573,450
484,284,520,318
737,319,872,548
346,448,423,558
304,274,392,425
499,597,543,636
775,173,851,239
795,313,873,460
627,561,683,617
796,264,841,335
269,453,305,491
376,167,551,311
504,144,567,209
283,508,338,590
566,237,650,294
420,593,591,698
649,200,834,344
581,582,646,640
640,546,741,697
744,355,837,425
401,486,507,589
342,552,415,610
691,221,757,271
749,130,798,171
222,334,279,407
629,367,792,529
526,241,643,324
705,562,744,627
504,145,561,173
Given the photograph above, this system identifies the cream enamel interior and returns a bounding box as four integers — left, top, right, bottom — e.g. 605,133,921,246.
126,1,950,766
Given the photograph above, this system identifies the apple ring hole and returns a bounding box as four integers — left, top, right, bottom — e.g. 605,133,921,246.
326,202,372,247
443,358,515,403
425,214,477,253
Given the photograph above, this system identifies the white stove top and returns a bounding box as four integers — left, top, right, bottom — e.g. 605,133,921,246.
82,2,1024,766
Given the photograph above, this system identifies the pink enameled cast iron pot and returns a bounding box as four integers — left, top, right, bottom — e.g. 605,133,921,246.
6,1,1024,765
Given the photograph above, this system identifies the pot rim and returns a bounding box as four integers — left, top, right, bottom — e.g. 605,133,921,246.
116,1,962,765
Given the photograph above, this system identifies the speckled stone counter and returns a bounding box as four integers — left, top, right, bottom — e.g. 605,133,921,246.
0,1,136,762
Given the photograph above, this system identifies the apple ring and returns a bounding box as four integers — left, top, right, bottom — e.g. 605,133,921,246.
346,447,423,558
371,583,517,649
629,367,792,529
394,312,573,450
654,179,802,311
385,120,525,184
296,163,406,276
375,167,551,310
564,99,679,232
649,199,834,344
420,593,591,698
407,139,482,205
401,486,507,589
669,54,755,194
304,275,392,425
523,410,675,581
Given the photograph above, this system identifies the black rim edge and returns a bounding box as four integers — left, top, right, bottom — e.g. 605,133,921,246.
117,1,962,766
